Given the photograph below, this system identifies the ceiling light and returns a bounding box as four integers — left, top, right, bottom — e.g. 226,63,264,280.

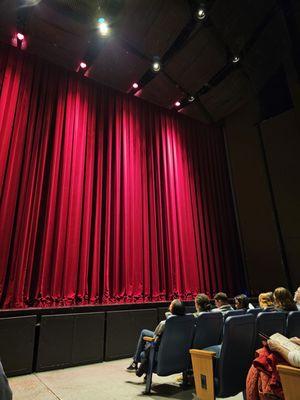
232,55,240,63
196,8,206,20
80,62,87,69
152,61,161,72
17,32,24,41
98,17,109,36
188,95,195,102
132,82,139,89
175,101,181,107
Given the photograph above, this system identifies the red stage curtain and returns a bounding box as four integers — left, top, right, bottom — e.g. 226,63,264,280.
0,44,245,308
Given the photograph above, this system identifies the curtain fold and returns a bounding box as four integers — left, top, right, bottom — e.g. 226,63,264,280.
0,44,245,308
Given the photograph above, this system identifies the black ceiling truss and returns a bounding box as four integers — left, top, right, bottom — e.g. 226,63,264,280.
14,0,285,120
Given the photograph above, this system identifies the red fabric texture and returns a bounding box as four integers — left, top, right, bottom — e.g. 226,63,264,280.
0,44,245,308
246,346,287,400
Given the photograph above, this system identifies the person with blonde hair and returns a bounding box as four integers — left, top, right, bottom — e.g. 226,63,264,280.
273,287,297,312
258,292,275,311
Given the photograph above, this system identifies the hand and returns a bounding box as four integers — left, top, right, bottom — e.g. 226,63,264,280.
267,339,283,352
290,337,300,346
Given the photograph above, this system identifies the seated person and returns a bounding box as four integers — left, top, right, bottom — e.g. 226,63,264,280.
294,286,300,311
268,335,300,368
246,334,300,400
211,292,233,314
0,361,12,400
126,299,185,372
193,293,212,316
234,294,249,310
273,287,297,312
258,292,275,311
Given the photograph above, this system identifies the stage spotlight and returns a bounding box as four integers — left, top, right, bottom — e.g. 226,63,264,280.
152,61,161,72
232,55,240,63
175,101,181,107
80,62,87,69
17,32,24,41
196,8,206,20
132,82,139,89
188,95,195,102
97,17,109,36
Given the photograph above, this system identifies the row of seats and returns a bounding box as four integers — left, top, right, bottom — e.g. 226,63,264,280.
142,311,300,396
222,309,300,346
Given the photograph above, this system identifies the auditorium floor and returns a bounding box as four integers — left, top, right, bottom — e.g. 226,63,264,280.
8,358,243,400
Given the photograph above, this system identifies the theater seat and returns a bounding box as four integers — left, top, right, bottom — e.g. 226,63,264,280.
278,364,300,400
193,312,223,349
247,308,263,317
190,314,256,399
223,309,246,322
255,311,286,349
142,314,195,394
286,311,300,338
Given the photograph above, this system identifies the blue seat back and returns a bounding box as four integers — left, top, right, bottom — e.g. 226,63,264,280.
286,311,300,338
217,314,255,397
223,309,246,321
156,314,195,376
193,312,223,349
247,308,263,317
255,312,286,348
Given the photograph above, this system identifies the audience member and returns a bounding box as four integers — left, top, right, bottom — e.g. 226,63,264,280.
246,334,300,400
0,361,12,400
268,336,300,368
294,286,300,311
212,292,233,314
273,287,297,312
234,294,249,310
258,292,275,311
193,293,211,316
126,299,185,372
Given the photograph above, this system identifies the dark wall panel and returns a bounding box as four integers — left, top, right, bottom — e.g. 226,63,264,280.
0,316,36,376
261,109,300,287
105,309,157,360
225,99,287,293
37,315,74,371
72,313,105,364
36,312,105,371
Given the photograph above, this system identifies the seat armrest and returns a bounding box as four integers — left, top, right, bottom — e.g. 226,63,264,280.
190,349,216,357
190,350,216,400
144,336,155,342
278,364,300,400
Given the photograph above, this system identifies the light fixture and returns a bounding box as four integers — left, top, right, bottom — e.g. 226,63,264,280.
188,95,195,102
196,8,206,20
17,32,24,41
80,62,87,69
97,17,109,36
232,55,240,63
175,101,181,107
132,82,139,89
151,57,161,72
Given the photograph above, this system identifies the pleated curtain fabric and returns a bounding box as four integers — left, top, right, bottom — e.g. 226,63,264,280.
0,44,245,308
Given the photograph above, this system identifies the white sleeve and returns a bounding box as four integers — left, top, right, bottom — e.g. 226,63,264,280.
288,350,300,368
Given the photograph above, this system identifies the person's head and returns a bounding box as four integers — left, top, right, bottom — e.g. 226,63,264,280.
214,292,229,308
169,299,185,316
258,292,274,309
195,293,211,312
273,287,295,311
294,287,300,304
234,294,249,310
